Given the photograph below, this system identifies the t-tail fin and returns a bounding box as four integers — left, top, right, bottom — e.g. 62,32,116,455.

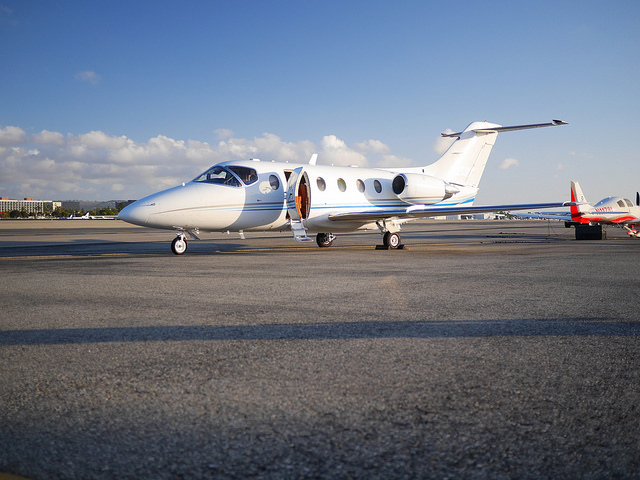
570,180,589,222
424,120,567,189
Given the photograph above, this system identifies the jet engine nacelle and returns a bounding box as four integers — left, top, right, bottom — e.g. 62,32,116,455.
391,173,459,205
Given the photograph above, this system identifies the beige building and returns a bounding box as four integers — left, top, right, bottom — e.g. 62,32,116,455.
0,197,62,215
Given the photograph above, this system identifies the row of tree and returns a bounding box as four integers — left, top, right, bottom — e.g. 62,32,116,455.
0,205,125,219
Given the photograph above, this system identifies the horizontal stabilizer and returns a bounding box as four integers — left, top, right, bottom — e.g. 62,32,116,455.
442,120,567,138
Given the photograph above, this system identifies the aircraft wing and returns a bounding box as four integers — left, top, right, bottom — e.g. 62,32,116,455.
512,211,640,225
328,202,575,222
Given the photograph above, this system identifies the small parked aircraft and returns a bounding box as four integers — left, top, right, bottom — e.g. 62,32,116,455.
67,213,91,220
515,181,640,239
118,120,571,254
67,213,117,220
569,181,640,237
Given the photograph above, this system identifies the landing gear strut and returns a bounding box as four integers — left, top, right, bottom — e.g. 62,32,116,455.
171,234,188,255
316,232,336,247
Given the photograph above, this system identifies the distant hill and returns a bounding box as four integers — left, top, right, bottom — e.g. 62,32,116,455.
60,200,135,210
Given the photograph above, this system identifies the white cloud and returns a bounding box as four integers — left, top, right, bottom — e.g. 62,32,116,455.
0,125,27,145
75,71,100,84
499,157,519,169
433,129,456,155
379,153,413,168
320,135,367,166
32,130,65,146
214,128,233,139
75,131,129,150
355,139,390,154
217,133,315,163
185,139,215,163
0,125,432,200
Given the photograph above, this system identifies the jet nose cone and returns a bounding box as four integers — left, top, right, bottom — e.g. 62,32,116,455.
118,201,150,226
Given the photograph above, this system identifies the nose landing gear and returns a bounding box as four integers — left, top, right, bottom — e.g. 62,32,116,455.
171,234,188,255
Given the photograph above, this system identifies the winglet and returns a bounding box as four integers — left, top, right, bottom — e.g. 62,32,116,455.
308,153,318,166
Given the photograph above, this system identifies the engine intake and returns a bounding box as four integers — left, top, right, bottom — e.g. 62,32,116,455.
392,173,459,205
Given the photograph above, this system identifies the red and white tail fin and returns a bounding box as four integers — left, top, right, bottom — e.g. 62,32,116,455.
570,181,589,223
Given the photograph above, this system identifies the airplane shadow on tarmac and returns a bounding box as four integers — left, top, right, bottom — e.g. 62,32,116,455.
1,319,639,346
0,240,257,257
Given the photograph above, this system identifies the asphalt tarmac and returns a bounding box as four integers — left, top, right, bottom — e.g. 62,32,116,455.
1,220,639,479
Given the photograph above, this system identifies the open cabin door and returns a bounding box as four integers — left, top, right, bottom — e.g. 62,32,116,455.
286,167,312,241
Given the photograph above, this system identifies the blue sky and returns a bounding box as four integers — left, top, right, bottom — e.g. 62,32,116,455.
1,0,639,204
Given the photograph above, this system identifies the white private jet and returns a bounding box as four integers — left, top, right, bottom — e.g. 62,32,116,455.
67,212,117,220
67,213,91,220
119,120,571,254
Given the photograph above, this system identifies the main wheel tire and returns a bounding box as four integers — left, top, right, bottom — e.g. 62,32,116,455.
383,231,401,249
171,236,188,255
316,233,335,248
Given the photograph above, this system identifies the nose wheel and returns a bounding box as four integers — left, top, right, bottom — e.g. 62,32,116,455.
171,234,188,255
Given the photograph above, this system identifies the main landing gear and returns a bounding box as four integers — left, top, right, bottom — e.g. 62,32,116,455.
315,230,403,249
315,231,403,249
374,219,404,249
316,232,336,247
171,234,188,255
382,231,402,249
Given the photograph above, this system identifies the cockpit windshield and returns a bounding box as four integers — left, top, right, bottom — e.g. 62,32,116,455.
193,165,258,187
594,197,613,208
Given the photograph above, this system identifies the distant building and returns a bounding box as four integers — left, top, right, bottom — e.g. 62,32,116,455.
0,197,62,215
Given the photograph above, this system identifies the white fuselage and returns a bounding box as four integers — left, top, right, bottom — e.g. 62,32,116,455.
575,196,640,225
119,159,476,234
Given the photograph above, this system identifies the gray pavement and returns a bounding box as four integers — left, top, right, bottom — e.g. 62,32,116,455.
1,220,639,479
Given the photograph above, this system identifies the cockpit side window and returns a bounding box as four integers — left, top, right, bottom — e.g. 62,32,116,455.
193,165,258,187
625,199,633,207
228,166,258,185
